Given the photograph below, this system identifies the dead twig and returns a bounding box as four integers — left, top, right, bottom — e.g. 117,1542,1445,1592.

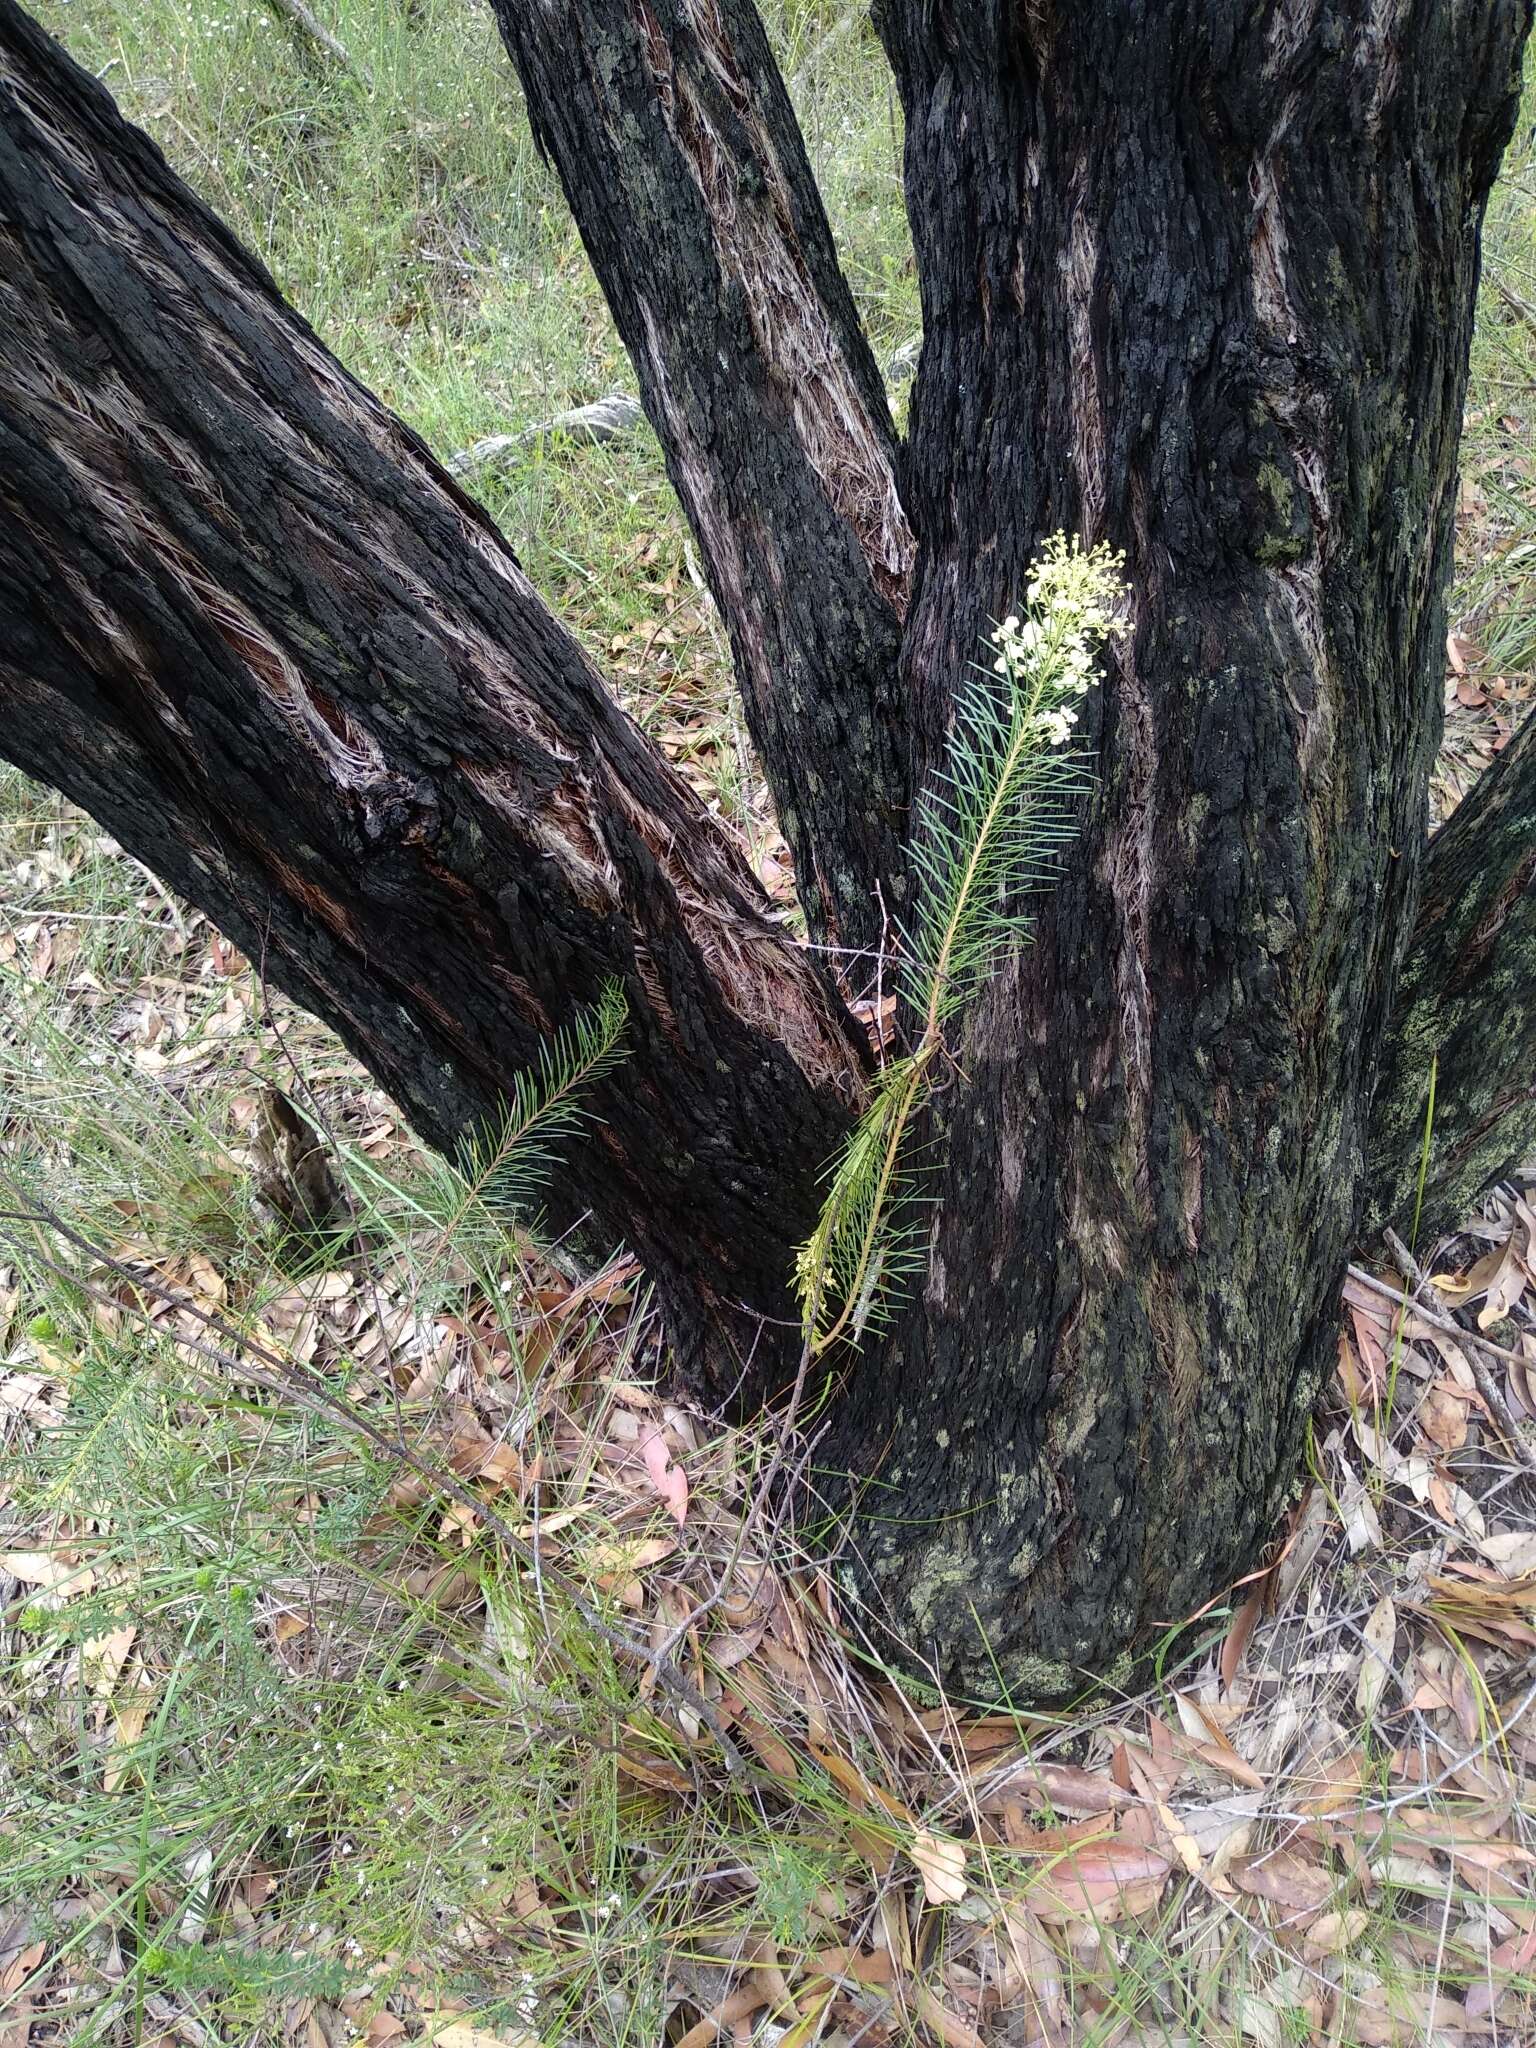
1492,270,1536,336
262,0,369,83
1352,1249,1536,1477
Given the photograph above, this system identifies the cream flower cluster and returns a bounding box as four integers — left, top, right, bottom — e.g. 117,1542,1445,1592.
988,535,1127,747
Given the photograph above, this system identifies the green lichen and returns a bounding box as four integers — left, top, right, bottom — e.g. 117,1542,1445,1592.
999,1649,1077,1697
902,1530,982,1643
1252,461,1309,566
1000,1643,1139,1709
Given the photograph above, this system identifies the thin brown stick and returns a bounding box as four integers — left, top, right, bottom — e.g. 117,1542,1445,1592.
1347,1262,1535,1375
1375,1231,1536,1478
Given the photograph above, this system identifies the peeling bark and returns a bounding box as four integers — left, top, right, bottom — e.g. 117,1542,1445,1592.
834,0,1530,1695
487,0,912,962
1367,707,1536,1248
0,0,861,1388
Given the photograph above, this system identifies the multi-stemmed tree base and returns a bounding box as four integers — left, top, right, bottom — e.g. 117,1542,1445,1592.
1,0,1532,1698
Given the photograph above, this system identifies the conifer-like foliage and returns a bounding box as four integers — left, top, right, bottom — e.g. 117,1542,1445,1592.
461,980,628,1208
427,981,628,1265
796,538,1126,1354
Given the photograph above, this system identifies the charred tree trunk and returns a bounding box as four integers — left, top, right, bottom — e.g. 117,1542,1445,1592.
486,0,913,964
823,0,1531,1695
1,0,1530,1701
1367,705,1536,1248
0,0,861,1391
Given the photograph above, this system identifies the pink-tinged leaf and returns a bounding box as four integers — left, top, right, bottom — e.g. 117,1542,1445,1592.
1478,1236,1528,1330
996,1902,1064,2025
1348,1305,1391,1393
1029,1842,1172,1924
1467,1920,1536,2018
640,1430,689,1526
1229,1849,1334,1914
1005,1761,1135,1815
910,1827,968,1905
1446,630,1484,677
1221,1587,1263,1692
912,1982,984,2048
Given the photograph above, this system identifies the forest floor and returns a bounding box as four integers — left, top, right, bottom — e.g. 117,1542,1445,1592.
3,3,1536,2044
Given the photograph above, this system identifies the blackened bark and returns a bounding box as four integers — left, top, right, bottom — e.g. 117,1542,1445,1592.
6,0,1534,1708
1367,708,1536,1247
0,0,862,1387
487,0,912,964
829,0,1531,1696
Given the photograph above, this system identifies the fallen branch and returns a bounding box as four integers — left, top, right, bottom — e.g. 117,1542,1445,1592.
447,393,644,479
446,344,929,488
1492,270,1536,337
886,334,921,385
261,0,365,78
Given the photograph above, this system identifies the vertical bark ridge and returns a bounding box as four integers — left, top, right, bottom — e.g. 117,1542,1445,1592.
488,0,913,963
836,0,1530,1694
1367,705,1536,1247
0,0,862,1388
